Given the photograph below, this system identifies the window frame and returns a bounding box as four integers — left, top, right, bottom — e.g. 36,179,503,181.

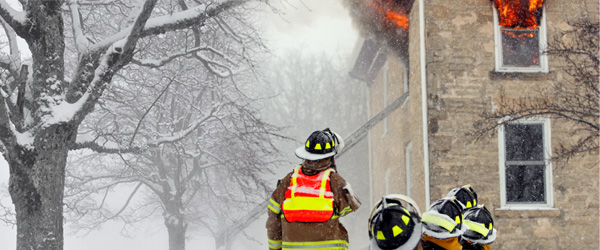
498,117,553,208
492,7,548,73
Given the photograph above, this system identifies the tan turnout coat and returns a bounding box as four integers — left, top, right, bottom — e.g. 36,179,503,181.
266,161,360,250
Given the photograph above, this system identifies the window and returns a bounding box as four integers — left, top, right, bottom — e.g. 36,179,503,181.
405,142,412,197
498,118,553,208
493,7,548,73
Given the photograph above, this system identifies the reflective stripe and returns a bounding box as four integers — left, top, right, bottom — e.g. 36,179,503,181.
465,220,490,237
283,166,334,222
422,213,456,232
269,239,283,249
291,166,301,198
283,240,348,250
269,198,281,214
319,169,333,198
338,206,352,217
282,196,334,211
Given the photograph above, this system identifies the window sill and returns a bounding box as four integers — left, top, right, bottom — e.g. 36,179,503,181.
494,207,560,218
489,70,556,81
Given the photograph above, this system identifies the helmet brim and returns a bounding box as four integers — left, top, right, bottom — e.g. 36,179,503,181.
461,228,497,245
295,146,335,161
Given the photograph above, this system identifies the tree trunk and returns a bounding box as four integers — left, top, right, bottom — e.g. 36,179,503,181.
164,200,188,250
166,219,187,250
7,124,75,250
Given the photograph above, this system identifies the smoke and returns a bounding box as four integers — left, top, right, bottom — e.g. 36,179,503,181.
341,0,415,60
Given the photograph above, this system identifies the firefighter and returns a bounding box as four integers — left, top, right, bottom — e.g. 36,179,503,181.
368,194,424,250
459,206,496,250
266,129,361,250
420,197,466,250
445,185,478,210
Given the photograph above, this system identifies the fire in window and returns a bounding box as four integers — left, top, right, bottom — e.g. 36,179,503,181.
347,0,414,59
492,0,546,71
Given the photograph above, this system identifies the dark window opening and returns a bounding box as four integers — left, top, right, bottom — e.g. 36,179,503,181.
504,123,547,203
501,28,540,68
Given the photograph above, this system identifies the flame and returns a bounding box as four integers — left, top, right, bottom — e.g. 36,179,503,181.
367,0,410,30
501,29,535,39
493,0,545,29
385,11,409,29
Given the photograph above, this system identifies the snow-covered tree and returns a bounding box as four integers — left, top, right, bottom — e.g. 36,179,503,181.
0,1,274,249
65,65,281,250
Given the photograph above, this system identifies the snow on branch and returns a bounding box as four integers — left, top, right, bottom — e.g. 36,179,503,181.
131,46,235,69
69,1,90,55
150,104,221,146
92,0,246,52
0,1,27,31
71,140,144,154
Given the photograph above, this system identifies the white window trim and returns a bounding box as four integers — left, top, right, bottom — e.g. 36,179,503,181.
498,117,553,209
493,7,548,73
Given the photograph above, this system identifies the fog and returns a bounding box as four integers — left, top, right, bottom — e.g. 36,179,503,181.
0,0,368,249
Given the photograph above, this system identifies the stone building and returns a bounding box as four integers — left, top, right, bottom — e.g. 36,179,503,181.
348,0,599,249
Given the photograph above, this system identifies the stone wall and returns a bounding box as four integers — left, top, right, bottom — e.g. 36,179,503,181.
367,0,598,249
421,0,599,249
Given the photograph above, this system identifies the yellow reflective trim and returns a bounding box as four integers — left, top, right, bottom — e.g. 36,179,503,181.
332,140,335,147
455,216,461,225
465,221,490,237
306,141,310,148
488,223,493,230
376,231,386,240
269,204,281,214
315,143,322,150
466,201,472,208
474,199,477,206
270,198,280,207
393,225,403,237
422,214,456,232
331,214,339,219
338,206,352,216
282,196,334,211
269,239,283,244
319,169,333,198
402,215,410,225
283,240,349,246
269,198,281,214
290,166,301,198
269,239,283,250
325,142,331,149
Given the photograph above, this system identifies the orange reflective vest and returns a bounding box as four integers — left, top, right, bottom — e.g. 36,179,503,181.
282,165,335,223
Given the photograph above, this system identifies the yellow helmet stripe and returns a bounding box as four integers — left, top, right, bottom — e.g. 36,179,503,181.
422,213,456,232
465,220,490,237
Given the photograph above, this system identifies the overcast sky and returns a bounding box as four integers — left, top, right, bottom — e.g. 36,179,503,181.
0,1,359,249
